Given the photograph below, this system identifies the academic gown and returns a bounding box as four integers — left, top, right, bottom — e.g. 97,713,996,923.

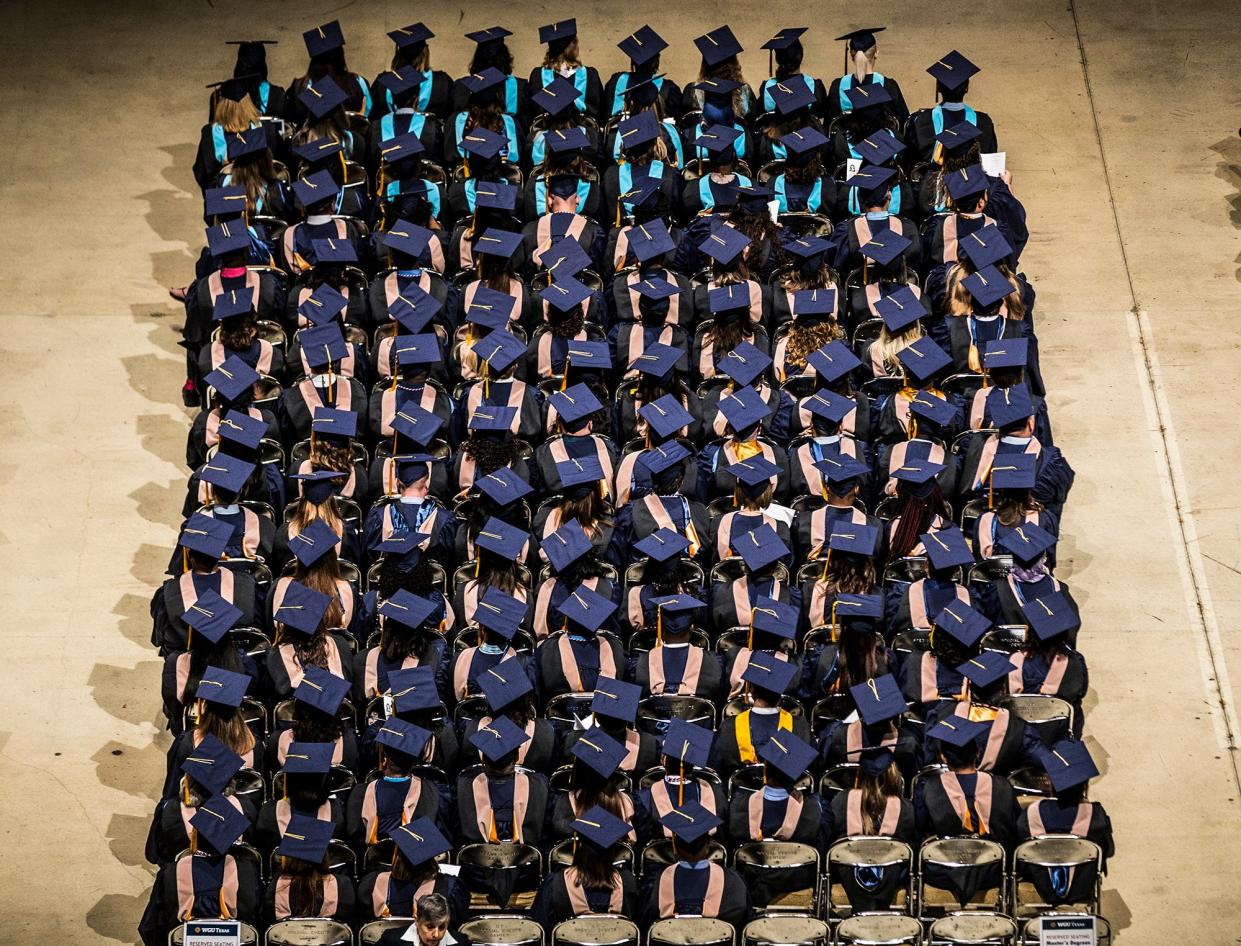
696,440,791,504
710,709,812,783
151,568,260,656
612,388,703,447
921,702,1034,776
601,163,684,227
277,378,368,448
816,718,919,782
632,644,725,702
634,777,727,846
454,770,550,846
609,268,696,331
792,501,883,567
460,717,557,774
824,74,909,124
709,575,801,637
253,797,345,857
535,632,627,700
914,771,1018,902
639,862,752,929
345,774,442,850
146,795,259,866
261,872,357,926
826,789,917,912
562,727,659,777
357,869,470,925
187,405,281,471
906,105,998,163
531,867,639,928
727,788,824,846
1017,799,1114,905
141,851,263,946
957,435,1074,517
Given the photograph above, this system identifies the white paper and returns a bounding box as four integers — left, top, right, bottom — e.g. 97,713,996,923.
765,503,795,527
981,152,1006,176
767,199,781,224
573,712,594,731
184,922,241,946
1039,915,1095,946
846,158,862,179
382,693,394,719
438,864,462,877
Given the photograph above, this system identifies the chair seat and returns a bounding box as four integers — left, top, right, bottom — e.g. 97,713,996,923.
835,913,923,945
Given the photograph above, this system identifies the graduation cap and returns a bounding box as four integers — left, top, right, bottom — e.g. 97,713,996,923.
768,79,815,114
298,76,348,120
292,136,344,165
741,649,798,695
207,76,255,104
718,385,771,434
459,127,509,165
989,453,1038,492
478,656,535,713
732,523,789,573
896,336,952,383
191,794,250,854
835,27,886,47
633,527,691,563
273,580,331,635
278,814,334,864
1021,591,1080,641
651,594,704,636
571,726,628,777
694,25,743,65
780,126,829,161
728,455,781,500
962,264,1012,310
617,110,661,151
638,395,693,441
958,225,1013,271
910,390,957,428
376,718,433,759
619,179,662,214
532,75,583,117
845,165,897,203
1040,739,1099,792
618,25,667,65
564,340,612,372
537,237,591,281
391,816,452,867
470,330,525,374
717,341,772,388
807,340,863,383
470,714,531,761
474,516,528,561
461,68,507,99
542,519,594,574
468,406,518,437
179,512,233,559
784,235,832,271
297,284,348,327
206,220,251,258
857,128,906,166
763,27,808,50
627,220,676,264
828,522,881,557
288,518,340,569
558,584,618,633
292,170,341,209
294,666,349,716
790,288,837,325
226,128,268,164
310,237,358,267
547,385,602,434
182,590,244,645
213,412,264,454
592,676,640,723
380,134,427,168
927,715,987,747
860,230,913,269
388,22,434,47
390,289,442,336
199,453,255,496
987,383,1035,428
958,650,1015,689
474,467,533,509
310,406,358,440
758,730,817,781
945,164,988,201
927,50,980,90
844,81,893,111
695,123,744,158
832,593,885,621
370,529,430,563
282,741,335,775
475,586,527,640
644,441,692,476
540,276,593,315
932,599,991,647
751,596,799,639
872,286,929,332
465,26,512,44
538,18,577,44
303,20,345,56
660,799,723,844
465,286,517,331
556,453,606,496
890,456,945,491
572,805,632,850
181,734,245,794
292,469,346,507
389,666,443,714
802,390,857,429
394,334,443,370
545,131,592,160
850,674,906,726
983,338,1028,372
631,342,682,380
378,66,426,99
860,747,896,776
378,589,440,631
996,521,1057,565
195,666,250,709
205,184,250,218
299,323,350,371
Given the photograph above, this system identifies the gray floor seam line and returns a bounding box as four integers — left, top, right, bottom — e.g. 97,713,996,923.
1068,0,1241,789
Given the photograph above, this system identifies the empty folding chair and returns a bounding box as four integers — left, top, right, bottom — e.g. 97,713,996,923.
928,912,1018,945
918,837,1007,919
264,918,352,946
647,917,735,946
741,915,829,946
1011,837,1103,918
825,838,913,918
553,916,641,946
460,915,546,946
733,841,819,912
833,914,923,945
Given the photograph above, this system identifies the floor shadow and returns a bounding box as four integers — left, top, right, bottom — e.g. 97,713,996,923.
92,738,170,803
1208,134,1241,282
106,811,158,870
89,661,164,729
136,412,191,468
1100,887,1133,933
87,891,156,945
114,591,160,650
129,477,190,525
123,353,187,409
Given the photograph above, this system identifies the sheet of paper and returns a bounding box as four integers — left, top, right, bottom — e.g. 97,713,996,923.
981,152,1006,175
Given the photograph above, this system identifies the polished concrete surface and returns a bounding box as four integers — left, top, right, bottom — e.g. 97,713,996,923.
3,0,1239,941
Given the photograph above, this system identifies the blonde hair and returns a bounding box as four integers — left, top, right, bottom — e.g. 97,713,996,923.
214,94,261,133
944,263,1026,320
874,322,923,374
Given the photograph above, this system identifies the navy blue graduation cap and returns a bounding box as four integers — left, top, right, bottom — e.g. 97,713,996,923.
957,650,1015,688
751,596,799,639
844,81,892,111
695,123,744,157
282,741,334,775
310,237,358,266
216,411,265,452
391,816,452,867
389,666,443,714
379,589,440,631
181,735,244,794
299,323,349,370
987,383,1035,428
394,334,443,369
890,456,945,488
380,132,428,165
556,453,606,494
845,164,896,196
717,340,772,387
273,580,331,635
932,599,991,647
293,136,344,165
199,453,254,495
303,21,345,57
471,329,525,373
191,794,250,854
736,185,775,215
297,284,348,327
461,68,507,98
470,714,530,761
573,805,632,849
558,584,618,632
732,523,789,573
475,466,533,507
311,407,358,439
963,265,1012,310
927,50,980,90
478,656,535,712
651,594,705,636
1041,739,1099,792
850,674,906,725
531,75,582,116
661,800,722,844
295,666,349,716
545,128,591,156
617,111,661,151
390,289,442,335
860,747,896,776
803,389,858,427
459,125,508,160
758,730,817,780
388,22,434,47
873,286,929,332
718,385,771,434
293,469,346,506
565,340,611,372
618,25,667,65
835,27,885,46
1022,592,1080,641
780,126,829,159
639,394,693,440
728,455,780,498
741,649,797,695
473,181,518,213
465,286,517,330
375,718,432,759
857,129,906,166
694,26,743,65
631,342,682,380
910,390,957,428
182,590,244,645
538,18,577,44
896,336,952,382
927,715,986,747
989,453,1038,491
983,338,1028,371
299,76,348,119
763,27,807,49
540,276,593,314
180,512,233,559
469,405,518,434
662,719,713,768
196,666,250,708
958,225,1013,271
543,518,593,573
633,527,691,563
475,587,526,639
289,518,340,568
549,384,604,430
783,235,832,269
571,726,628,777
832,593,884,621
828,522,880,557
816,452,870,489
791,288,837,323
628,220,676,263
945,164,988,201
205,185,249,218
206,220,251,258
378,66,425,98
225,128,267,162
592,676,640,722
278,814,334,864
807,340,863,382
996,521,1056,565
935,122,982,156
291,171,340,209
860,230,913,269
541,237,592,279
465,26,512,44
475,516,528,560
768,79,815,114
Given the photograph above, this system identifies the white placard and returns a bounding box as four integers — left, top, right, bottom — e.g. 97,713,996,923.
981,152,1007,176
767,200,781,224
1040,915,1096,946
184,921,240,946
438,863,462,876
846,158,862,179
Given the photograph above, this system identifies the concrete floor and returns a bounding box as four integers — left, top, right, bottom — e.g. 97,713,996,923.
3,0,1239,941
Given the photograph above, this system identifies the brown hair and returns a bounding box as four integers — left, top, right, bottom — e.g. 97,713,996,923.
856,764,903,833
195,702,256,756
279,854,331,917
219,312,258,351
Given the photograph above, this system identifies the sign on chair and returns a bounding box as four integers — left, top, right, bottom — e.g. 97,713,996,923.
184,921,241,946
1040,915,1095,946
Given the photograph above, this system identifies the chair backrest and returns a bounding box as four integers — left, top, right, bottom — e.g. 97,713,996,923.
1014,836,1101,871
928,911,1018,945
264,918,352,946
733,841,819,910
553,915,640,946
648,917,735,946
639,839,727,878
460,916,545,946
169,921,259,946
636,695,717,737
833,914,923,945
920,836,1006,871
1019,914,1112,946
741,915,829,946
359,919,417,945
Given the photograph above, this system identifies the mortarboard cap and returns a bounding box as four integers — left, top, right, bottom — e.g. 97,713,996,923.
564,340,612,372
461,68,507,98
857,128,906,166
291,170,341,209
299,323,350,370
375,718,433,759
633,527,691,563
628,220,677,263
303,21,345,57
199,453,255,496
728,456,780,499
470,714,531,761
294,666,349,716
962,264,1013,309
195,666,250,709
572,805,632,849
191,794,250,854
557,583,619,633
540,276,593,314
890,456,945,488
391,816,452,867
278,814,334,864
807,340,863,383
389,666,443,714
694,26,743,66
378,589,440,631
983,338,1028,371
989,453,1038,492
828,522,881,557
181,734,244,795
860,229,913,269
995,521,1057,565
1021,591,1080,641
768,78,815,114
850,674,906,725
802,389,858,426
832,593,885,621
896,336,953,383
474,466,533,508
179,512,233,559
617,110,661,151
542,518,594,573
310,407,358,440
288,518,340,569
292,136,344,165
206,220,251,258
474,516,528,560
845,164,897,198
273,580,331,635
474,586,526,639
873,285,929,332
465,26,512,44
758,730,817,781
927,50,980,91
282,741,334,775
780,126,829,158
815,451,870,488
695,122,744,156
539,18,577,44
297,284,348,327
465,286,517,330
618,26,667,65
388,22,434,48
592,677,640,722
958,225,1013,271
910,390,957,428
459,126,509,162
469,405,518,435
732,523,790,573
216,410,265,452
549,384,604,430
718,385,771,434
844,81,893,111
379,134,426,167
835,27,886,47
532,75,582,116
741,649,798,695
1040,739,1099,792
309,237,358,266
630,342,681,380
660,800,723,844
927,715,987,747
987,383,1035,429
182,590,244,645
394,333,443,369
763,27,808,50
571,725,628,777
477,656,535,713
751,596,799,639
471,330,526,373
205,184,250,217
717,340,772,387
860,747,896,776
932,599,991,648
662,719,714,768
639,395,694,440
298,76,348,119
945,164,988,201
957,650,1016,689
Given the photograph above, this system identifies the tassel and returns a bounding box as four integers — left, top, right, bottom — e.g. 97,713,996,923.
678,759,685,806
656,604,662,644
821,548,831,583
